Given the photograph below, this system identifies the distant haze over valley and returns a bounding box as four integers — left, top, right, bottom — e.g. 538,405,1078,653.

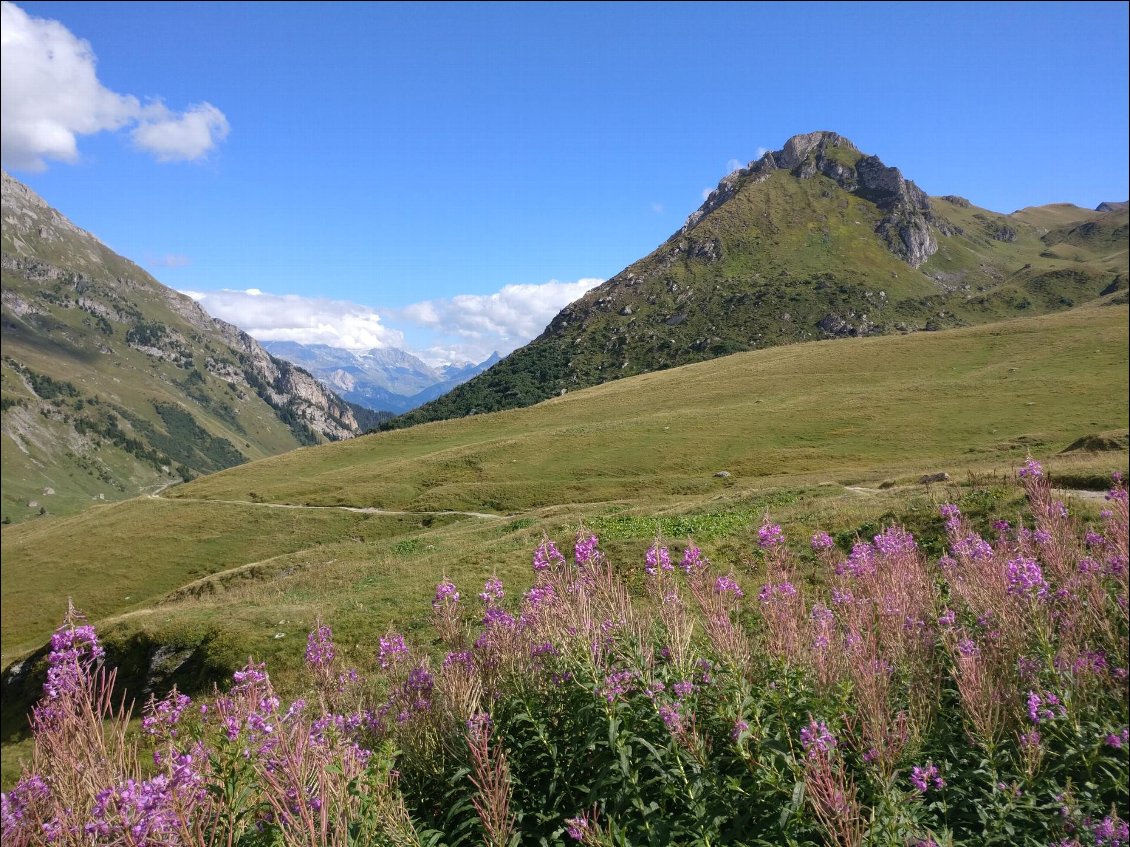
260,341,501,414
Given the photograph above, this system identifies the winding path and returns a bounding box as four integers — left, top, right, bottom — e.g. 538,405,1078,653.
152,493,506,520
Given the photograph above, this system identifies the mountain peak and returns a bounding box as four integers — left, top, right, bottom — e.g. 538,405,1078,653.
775,131,859,169
682,130,941,268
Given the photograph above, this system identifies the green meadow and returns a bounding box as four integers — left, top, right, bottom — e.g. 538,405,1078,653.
2,304,1125,687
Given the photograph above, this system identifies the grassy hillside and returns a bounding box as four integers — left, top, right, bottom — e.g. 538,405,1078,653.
2,306,1125,710
1,173,358,524
392,136,1127,428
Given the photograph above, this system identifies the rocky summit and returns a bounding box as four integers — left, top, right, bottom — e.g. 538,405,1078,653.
1,172,360,522
392,131,1128,428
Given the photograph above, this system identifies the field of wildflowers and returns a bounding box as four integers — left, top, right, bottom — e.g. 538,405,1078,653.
3,463,1127,846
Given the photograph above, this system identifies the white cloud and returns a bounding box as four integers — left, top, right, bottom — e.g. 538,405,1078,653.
0,1,229,170
395,278,604,362
650,202,664,214
185,289,406,352
701,187,714,201
181,277,604,366
132,102,229,162
755,146,769,159
726,158,744,174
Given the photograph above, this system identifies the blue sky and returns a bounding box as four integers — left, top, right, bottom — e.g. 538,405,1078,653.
3,1,1128,363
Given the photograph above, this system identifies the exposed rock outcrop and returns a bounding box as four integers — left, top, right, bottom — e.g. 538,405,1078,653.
681,131,946,268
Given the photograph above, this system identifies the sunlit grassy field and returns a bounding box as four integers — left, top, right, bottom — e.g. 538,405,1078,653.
0,305,1125,767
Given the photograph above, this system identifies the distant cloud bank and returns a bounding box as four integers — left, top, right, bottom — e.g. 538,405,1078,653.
0,1,229,170
183,277,604,366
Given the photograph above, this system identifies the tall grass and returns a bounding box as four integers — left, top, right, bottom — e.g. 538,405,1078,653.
3,467,1127,845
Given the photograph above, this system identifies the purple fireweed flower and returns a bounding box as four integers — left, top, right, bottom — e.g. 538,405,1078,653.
1007,556,1049,600
574,532,601,566
938,608,957,627
142,690,191,738
715,575,745,598
1079,557,1103,574
992,519,1011,533
811,531,834,551
482,606,517,629
837,541,876,577
565,816,589,841
442,655,474,673
672,680,695,699
757,581,796,603
530,641,558,659
232,662,268,692
956,638,980,658
1085,529,1106,547
466,711,492,735
433,579,460,609
1073,651,1108,676
873,526,917,556
758,522,785,549
1090,816,1130,846
602,669,637,702
1018,458,1044,479
378,633,409,669
811,604,834,622
951,533,995,562
830,587,854,605
909,763,945,792
1018,729,1041,749
731,718,750,741
681,543,706,574
1027,690,1067,723
800,719,837,758
1104,728,1130,749
305,624,335,670
645,542,671,575
479,577,504,605
939,503,962,533
658,702,684,733
533,538,566,572
44,620,105,699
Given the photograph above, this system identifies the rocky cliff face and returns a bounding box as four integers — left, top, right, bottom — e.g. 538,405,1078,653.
1,171,358,443
682,131,944,268
1,171,359,520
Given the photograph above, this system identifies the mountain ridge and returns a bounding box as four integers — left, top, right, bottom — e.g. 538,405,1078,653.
390,131,1128,429
1,171,361,522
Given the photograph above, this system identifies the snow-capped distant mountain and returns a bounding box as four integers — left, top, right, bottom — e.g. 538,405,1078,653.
261,341,501,414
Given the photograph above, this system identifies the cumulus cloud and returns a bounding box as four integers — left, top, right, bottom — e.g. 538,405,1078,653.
182,278,604,365
726,158,744,174
395,278,604,361
132,103,229,162
0,2,228,170
185,289,406,352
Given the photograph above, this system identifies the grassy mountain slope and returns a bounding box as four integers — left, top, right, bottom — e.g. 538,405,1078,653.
392,133,1127,427
2,305,1125,698
1,172,360,523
